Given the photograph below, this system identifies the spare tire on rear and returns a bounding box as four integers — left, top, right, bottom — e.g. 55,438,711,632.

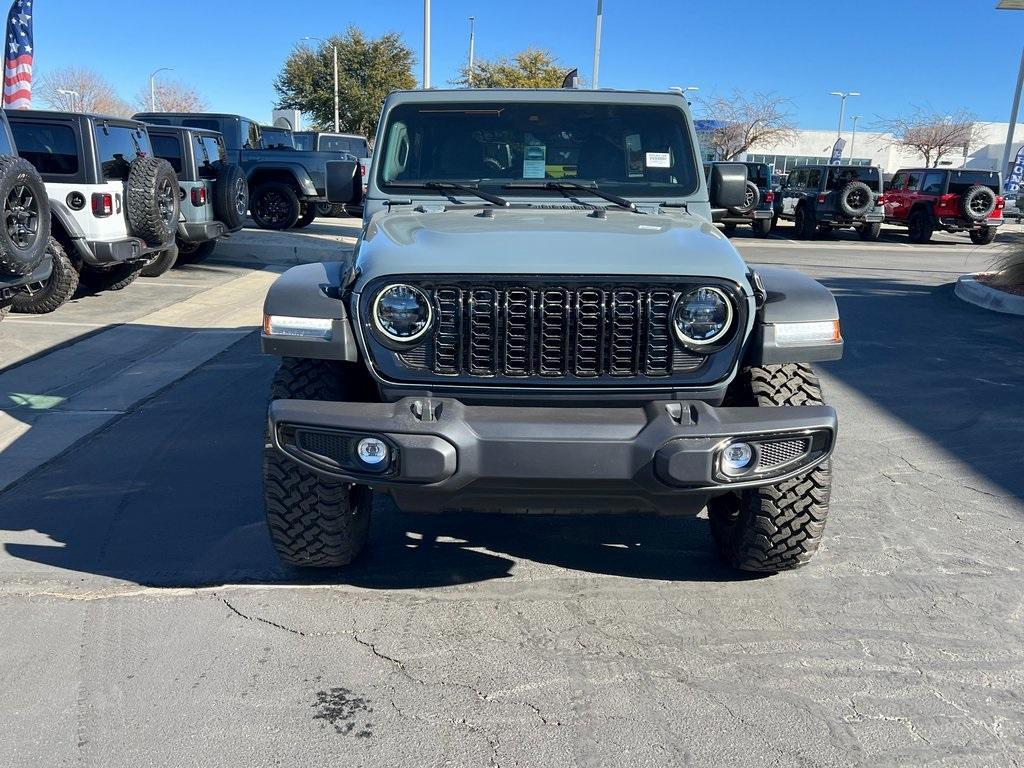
213,163,248,231
126,157,179,246
837,181,873,217
0,155,50,277
960,185,996,221
729,180,760,215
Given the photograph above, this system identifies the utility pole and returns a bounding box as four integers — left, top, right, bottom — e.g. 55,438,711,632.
149,67,173,111
57,88,79,111
829,91,859,159
1000,47,1024,183
467,16,475,86
849,115,861,161
592,0,603,89
423,0,431,89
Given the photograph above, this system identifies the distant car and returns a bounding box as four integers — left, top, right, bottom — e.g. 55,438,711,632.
776,164,885,241
884,168,1003,244
704,161,774,237
1004,192,1022,223
260,126,296,150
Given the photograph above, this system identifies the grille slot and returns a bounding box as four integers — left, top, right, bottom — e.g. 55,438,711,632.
418,282,708,379
756,439,809,471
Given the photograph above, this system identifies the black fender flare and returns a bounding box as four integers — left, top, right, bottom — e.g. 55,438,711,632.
246,163,318,197
260,261,359,362
745,266,843,365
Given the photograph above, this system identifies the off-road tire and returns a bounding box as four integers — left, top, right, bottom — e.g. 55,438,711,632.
294,204,317,229
960,185,996,221
752,218,772,238
969,227,997,245
212,163,248,231
174,237,217,265
722,222,737,237
709,364,832,573
837,181,873,217
80,261,144,292
140,243,178,277
0,155,49,277
264,358,372,568
10,237,77,314
316,202,346,217
794,206,816,239
908,210,934,243
126,157,179,246
857,222,882,241
0,301,9,321
250,182,300,230
729,180,759,215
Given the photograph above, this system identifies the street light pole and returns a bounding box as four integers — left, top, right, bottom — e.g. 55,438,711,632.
305,37,339,132
849,115,861,161
423,0,431,89
829,91,860,159
467,16,475,86
57,88,79,112
592,0,603,89
1000,47,1024,183
149,67,174,111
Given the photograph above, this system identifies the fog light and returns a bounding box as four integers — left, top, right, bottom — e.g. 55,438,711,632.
721,442,754,475
356,437,388,466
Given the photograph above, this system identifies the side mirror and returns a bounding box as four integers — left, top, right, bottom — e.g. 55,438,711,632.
708,162,748,209
326,160,360,205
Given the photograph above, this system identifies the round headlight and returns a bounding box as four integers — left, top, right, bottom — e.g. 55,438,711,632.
673,286,733,346
372,284,432,343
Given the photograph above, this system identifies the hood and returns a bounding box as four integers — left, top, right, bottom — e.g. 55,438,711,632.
355,206,751,291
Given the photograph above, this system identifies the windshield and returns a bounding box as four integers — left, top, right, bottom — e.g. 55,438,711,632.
377,100,699,199
826,166,881,192
94,124,153,181
744,163,771,187
949,169,1000,193
261,128,294,149
293,133,315,151
320,135,369,156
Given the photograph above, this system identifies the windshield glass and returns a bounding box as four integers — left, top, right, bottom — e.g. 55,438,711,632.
321,135,369,156
94,124,153,181
261,128,294,149
293,133,315,151
826,166,881,192
377,100,699,198
949,169,1000,193
744,163,771,187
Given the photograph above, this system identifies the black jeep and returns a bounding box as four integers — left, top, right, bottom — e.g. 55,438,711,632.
706,161,775,237
776,164,885,240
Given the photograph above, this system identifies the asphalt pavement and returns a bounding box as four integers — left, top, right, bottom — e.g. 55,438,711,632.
0,219,1022,767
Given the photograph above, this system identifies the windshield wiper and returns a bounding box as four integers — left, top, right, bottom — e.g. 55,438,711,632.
421,181,509,207
503,181,637,212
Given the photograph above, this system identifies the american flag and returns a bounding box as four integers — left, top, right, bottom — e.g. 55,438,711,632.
3,0,32,110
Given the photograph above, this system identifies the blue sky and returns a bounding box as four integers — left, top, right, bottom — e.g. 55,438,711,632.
29,0,1024,130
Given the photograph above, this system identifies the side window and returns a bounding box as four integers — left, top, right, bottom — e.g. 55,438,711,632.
805,168,822,189
240,121,261,150
10,121,79,175
921,172,945,195
890,173,906,191
906,172,923,192
151,135,183,173
183,118,221,132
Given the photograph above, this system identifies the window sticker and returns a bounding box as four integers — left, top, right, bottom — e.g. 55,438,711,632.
645,151,671,168
523,143,547,178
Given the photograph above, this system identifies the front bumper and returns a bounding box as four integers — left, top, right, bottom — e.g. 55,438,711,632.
269,397,837,514
718,209,774,224
178,220,227,243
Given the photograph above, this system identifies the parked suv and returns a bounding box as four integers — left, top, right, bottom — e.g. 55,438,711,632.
706,161,774,237
777,164,885,240
134,112,360,231
884,168,1003,244
148,125,248,267
6,110,179,297
259,88,844,575
0,108,54,319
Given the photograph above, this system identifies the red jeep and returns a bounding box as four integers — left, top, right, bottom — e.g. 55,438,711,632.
884,168,1003,244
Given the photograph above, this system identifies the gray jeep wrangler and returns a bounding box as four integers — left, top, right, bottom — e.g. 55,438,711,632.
260,89,843,573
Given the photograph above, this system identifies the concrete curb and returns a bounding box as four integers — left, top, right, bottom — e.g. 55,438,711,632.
955,274,1024,316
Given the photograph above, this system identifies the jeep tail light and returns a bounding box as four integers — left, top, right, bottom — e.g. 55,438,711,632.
191,187,207,206
764,191,774,204
817,193,827,203
876,194,886,205
996,195,1005,210
91,192,113,217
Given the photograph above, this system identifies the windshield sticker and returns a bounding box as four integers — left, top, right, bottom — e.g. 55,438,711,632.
523,143,547,178
646,152,671,169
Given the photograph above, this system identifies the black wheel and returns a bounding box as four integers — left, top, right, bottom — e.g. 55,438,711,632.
837,181,873,217
770,214,779,233
174,238,217,265
140,243,178,277
293,204,317,229
708,364,832,573
315,202,345,217
793,206,816,239
728,181,760,216
264,358,374,568
752,218,772,238
960,185,996,221
722,222,738,237
127,157,180,246
908,210,934,244
250,183,300,230
857,222,882,241
10,237,78,314
969,227,996,245
212,163,248,230
80,261,144,292
0,155,49,277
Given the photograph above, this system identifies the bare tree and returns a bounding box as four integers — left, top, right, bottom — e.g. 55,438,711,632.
35,66,132,116
875,108,982,167
136,79,208,113
695,91,797,160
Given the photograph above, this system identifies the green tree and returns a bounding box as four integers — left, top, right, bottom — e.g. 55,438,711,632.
454,47,573,88
274,27,416,137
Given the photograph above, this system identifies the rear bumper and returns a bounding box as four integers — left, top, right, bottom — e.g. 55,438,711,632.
0,258,52,297
937,217,1002,231
79,236,163,266
819,211,884,225
178,220,227,243
268,397,836,514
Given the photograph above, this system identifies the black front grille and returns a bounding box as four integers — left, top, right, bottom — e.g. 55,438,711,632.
424,283,706,379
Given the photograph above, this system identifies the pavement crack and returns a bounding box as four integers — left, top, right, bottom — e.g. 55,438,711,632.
220,596,306,636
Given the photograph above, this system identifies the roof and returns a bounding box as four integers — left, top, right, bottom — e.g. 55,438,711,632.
384,87,690,108
133,112,259,123
295,130,367,140
5,108,144,125
144,123,222,139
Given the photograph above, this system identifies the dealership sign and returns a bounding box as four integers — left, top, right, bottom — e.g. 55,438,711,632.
1005,144,1024,195
829,138,846,165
